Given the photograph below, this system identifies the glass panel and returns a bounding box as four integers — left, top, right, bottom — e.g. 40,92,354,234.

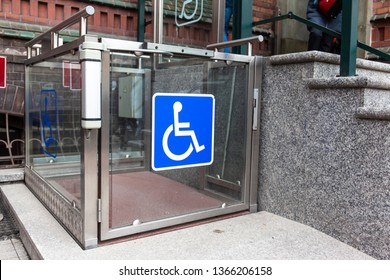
205,62,248,201
163,0,212,47
109,53,152,228
109,54,151,172
108,52,249,229
27,56,82,209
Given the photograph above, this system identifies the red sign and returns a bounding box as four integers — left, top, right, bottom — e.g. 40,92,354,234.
0,56,6,88
63,60,81,90
70,62,81,90
63,61,70,87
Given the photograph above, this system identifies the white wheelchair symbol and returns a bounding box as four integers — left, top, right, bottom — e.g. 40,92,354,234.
163,101,205,161
179,0,199,20
175,0,203,27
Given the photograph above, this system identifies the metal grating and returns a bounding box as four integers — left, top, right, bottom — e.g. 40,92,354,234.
0,193,19,238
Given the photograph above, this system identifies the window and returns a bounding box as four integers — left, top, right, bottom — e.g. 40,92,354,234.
38,1,48,18
21,0,30,16
378,27,385,42
101,11,108,27
126,16,133,30
114,14,121,29
55,4,64,21
71,7,79,15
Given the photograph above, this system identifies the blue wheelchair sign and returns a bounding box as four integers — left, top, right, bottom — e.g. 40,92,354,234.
152,93,215,171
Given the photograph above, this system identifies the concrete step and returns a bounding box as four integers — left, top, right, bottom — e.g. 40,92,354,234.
0,182,373,260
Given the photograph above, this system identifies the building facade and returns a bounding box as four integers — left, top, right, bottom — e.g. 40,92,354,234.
371,0,390,55
0,0,277,55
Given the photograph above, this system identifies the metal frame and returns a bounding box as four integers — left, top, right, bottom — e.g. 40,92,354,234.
23,3,262,247
249,56,263,212
153,0,163,44
207,35,264,56
211,0,226,44
24,167,84,246
203,59,254,208
24,36,261,244
24,37,99,248
98,40,260,241
25,6,95,60
24,6,99,249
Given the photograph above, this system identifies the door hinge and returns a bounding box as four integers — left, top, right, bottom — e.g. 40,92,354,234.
252,88,259,130
97,198,102,223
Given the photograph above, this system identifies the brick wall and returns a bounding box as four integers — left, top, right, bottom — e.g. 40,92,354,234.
0,0,141,38
252,0,277,55
0,0,277,52
253,0,276,27
373,0,390,14
371,0,390,48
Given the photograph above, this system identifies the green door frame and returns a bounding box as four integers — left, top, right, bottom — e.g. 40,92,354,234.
232,0,253,54
137,0,145,42
340,0,359,77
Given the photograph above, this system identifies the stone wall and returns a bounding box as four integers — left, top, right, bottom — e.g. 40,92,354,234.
258,51,390,259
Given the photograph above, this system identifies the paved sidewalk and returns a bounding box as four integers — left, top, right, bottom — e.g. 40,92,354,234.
1,183,373,260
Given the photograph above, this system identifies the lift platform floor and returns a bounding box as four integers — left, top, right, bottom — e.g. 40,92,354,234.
50,171,225,228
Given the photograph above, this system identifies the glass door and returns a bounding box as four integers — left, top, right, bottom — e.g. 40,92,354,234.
99,40,256,241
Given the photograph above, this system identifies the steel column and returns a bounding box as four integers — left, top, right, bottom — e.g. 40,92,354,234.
153,0,163,44
211,0,225,44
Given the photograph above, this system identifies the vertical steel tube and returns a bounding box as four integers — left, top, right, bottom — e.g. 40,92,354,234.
24,66,31,166
212,0,225,44
153,0,163,44
81,128,99,249
99,51,111,240
80,16,87,36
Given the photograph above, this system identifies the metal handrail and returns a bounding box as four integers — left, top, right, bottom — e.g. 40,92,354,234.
206,35,264,50
25,6,95,58
206,35,264,56
252,11,390,62
25,6,95,48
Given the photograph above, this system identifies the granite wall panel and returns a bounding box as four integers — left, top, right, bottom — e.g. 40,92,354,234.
258,51,390,259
